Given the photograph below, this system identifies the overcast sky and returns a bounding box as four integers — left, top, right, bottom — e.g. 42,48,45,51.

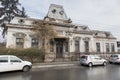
1,0,120,42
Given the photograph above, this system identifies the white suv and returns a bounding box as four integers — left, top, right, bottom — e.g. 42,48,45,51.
109,54,120,64
0,55,32,72
80,55,107,67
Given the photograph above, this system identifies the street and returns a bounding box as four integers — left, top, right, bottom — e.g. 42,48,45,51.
0,64,120,80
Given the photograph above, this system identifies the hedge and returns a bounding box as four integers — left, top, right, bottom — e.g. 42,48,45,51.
0,48,45,63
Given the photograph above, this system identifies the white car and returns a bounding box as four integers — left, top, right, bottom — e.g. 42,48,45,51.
80,55,107,67
0,55,32,72
109,54,120,64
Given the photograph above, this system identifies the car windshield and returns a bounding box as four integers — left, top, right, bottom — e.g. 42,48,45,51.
111,55,118,57
81,56,87,59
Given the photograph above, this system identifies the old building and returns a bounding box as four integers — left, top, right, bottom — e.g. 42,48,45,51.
6,4,117,62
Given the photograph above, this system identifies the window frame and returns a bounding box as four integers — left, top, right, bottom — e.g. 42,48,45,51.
16,38,24,48
111,43,115,52
0,57,8,63
96,42,101,52
106,43,110,52
10,56,22,63
31,38,39,48
84,41,89,52
75,40,80,52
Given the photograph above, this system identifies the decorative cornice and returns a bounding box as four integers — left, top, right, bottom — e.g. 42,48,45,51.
73,30,93,35
94,36,116,39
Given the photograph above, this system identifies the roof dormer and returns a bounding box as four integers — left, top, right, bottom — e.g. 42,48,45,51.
46,4,69,21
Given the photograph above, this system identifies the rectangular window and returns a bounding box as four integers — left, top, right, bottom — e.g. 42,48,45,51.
106,43,110,52
16,38,24,48
0,57,8,63
65,42,68,52
117,42,120,47
96,43,101,52
75,40,79,52
31,38,39,48
111,43,115,52
85,41,89,52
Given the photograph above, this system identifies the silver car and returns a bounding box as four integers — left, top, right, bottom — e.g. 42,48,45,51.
80,55,107,67
109,54,120,64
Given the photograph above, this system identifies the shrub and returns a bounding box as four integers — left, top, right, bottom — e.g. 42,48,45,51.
0,48,45,63
23,48,45,63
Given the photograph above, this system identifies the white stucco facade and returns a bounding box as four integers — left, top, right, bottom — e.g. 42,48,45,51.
6,4,118,61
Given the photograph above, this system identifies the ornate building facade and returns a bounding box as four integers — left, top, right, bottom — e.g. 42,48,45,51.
6,4,117,62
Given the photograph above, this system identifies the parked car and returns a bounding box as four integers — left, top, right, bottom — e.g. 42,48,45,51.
80,55,107,67
0,55,32,72
109,54,120,64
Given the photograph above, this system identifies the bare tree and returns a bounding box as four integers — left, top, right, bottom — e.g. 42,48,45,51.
32,20,56,52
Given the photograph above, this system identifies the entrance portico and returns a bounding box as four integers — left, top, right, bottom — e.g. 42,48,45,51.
54,38,69,59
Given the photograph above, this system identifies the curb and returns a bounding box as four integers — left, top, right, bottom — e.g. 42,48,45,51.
32,63,79,69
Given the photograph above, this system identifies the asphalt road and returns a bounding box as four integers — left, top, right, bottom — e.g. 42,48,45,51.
0,64,120,80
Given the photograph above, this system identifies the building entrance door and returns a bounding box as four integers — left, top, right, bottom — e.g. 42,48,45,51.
56,41,63,58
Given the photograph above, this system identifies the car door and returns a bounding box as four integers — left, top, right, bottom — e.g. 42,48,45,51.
91,56,97,65
92,56,103,65
0,56,11,72
9,56,23,71
95,57,103,65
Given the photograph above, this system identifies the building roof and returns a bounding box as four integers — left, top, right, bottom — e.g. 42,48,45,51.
6,3,117,39
46,4,68,21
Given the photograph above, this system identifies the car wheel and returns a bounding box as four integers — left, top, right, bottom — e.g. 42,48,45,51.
103,62,107,66
80,63,84,66
88,62,92,67
22,66,30,72
109,61,112,64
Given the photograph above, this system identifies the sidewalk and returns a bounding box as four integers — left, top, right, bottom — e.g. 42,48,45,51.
32,61,80,69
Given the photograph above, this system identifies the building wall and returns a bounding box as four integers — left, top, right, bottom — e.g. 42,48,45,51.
93,38,117,53
6,28,34,48
5,4,118,62
69,34,93,53
6,24,118,53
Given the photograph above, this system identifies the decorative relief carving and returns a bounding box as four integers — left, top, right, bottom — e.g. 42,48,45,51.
73,37,81,40
52,9,56,13
83,37,90,41
59,10,64,15
13,32,26,38
29,34,38,38
18,19,24,24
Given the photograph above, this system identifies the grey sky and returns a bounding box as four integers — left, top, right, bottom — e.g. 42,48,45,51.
1,0,120,42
